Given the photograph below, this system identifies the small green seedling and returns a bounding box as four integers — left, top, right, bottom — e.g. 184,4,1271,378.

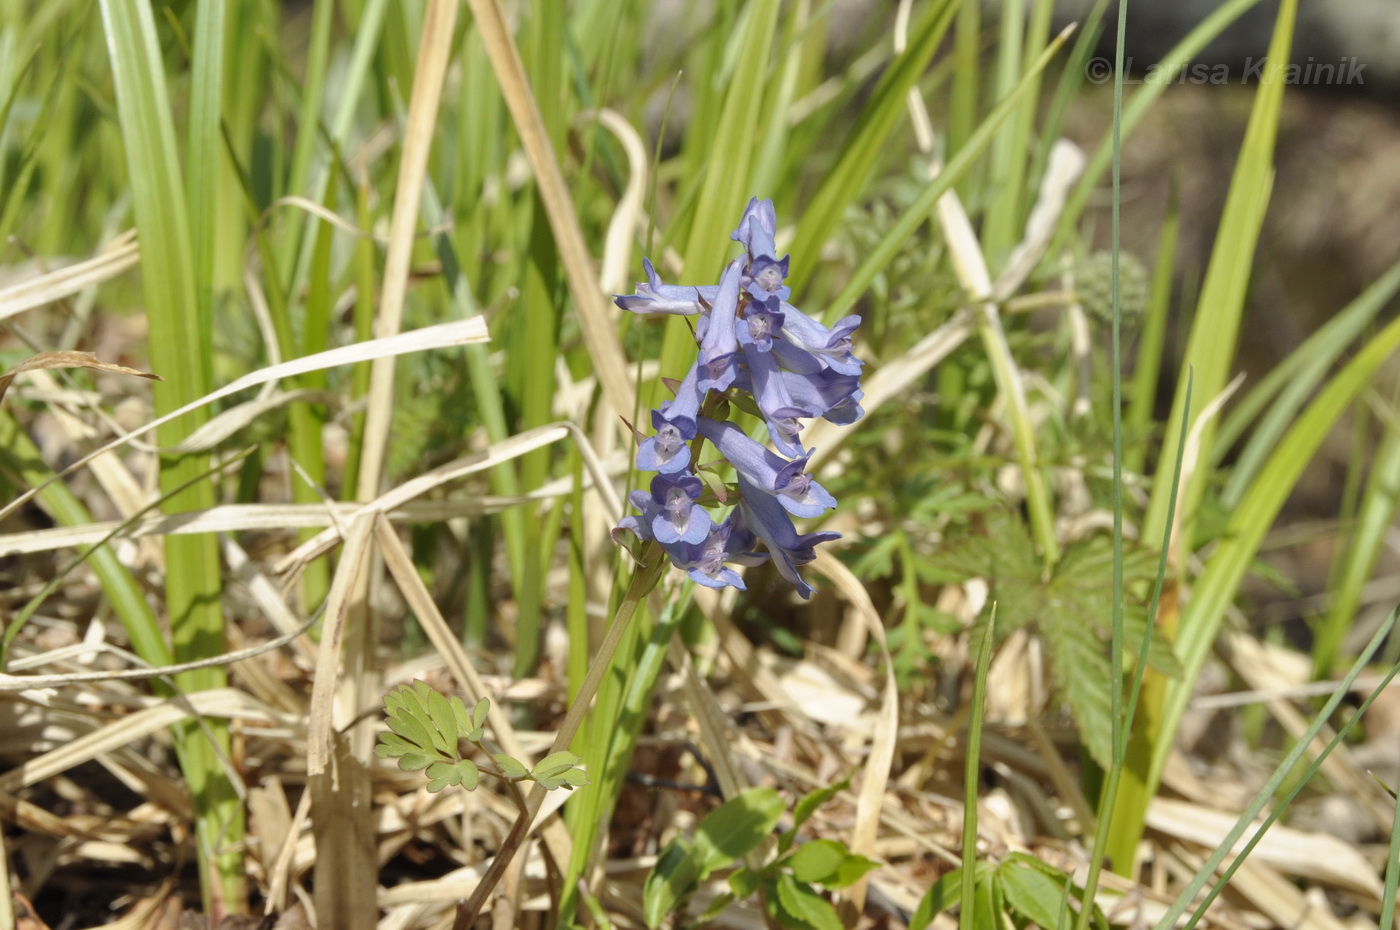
642,775,880,929
910,852,1108,930
374,681,589,794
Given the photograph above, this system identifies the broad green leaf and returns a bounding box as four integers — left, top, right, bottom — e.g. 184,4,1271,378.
426,689,458,754
826,853,882,890
450,695,472,734
693,787,784,872
643,835,703,929
398,752,435,772
386,710,438,755
456,759,480,790
532,751,582,780
789,773,851,838
998,857,1069,929
426,761,460,790
772,874,842,930
787,840,846,884
471,697,490,731
494,754,529,779
374,733,416,756
910,867,978,930
728,866,761,899
561,767,590,788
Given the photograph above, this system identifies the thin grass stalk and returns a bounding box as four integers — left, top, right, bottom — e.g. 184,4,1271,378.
559,586,690,923
277,0,334,285
464,0,634,421
1380,781,1400,930
97,0,242,911
354,0,457,501
979,0,1026,268
1157,609,1400,929
1138,297,1400,837
455,544,668,928
1072,3,1129,913
959,605,996,929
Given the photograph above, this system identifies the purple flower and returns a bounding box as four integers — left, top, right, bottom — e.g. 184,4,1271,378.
671,513,767,589
736,476,841,600
696,418,836,519
697,261,743,393
778,305,864,376
614,196,861,600
612,489,661,544
636,362,704,473
615,258,719,316
731,197,780,262
649,474,712,545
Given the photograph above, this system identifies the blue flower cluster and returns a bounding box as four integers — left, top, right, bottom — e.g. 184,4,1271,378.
610,198,864,599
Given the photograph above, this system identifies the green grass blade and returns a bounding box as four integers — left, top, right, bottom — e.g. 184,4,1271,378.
653,0,781,409
1147,304,1400,816
1217,259,1400,504
1154,608,1400,929
960,604,997,930
824,26,1073,324
1140,0,1297,555
1312,399,1400,673
97,0,242,912
786,0,959,292
1381,779,1400,930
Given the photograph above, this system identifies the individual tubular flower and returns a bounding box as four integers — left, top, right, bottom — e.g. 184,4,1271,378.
611,197,862,600
615,258,719,316
649,474,712,545
695,418,836,519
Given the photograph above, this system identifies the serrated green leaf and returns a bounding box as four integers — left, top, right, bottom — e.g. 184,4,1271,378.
787,840,846,884
494,754,529,779
1042,605,1115,769
772,874,842,930
694,787,784,872
532,750,581,780
643,835,702,928
825,853,881,890
398,752,435,772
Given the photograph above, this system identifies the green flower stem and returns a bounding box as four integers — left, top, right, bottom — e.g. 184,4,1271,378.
453,543,667,928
